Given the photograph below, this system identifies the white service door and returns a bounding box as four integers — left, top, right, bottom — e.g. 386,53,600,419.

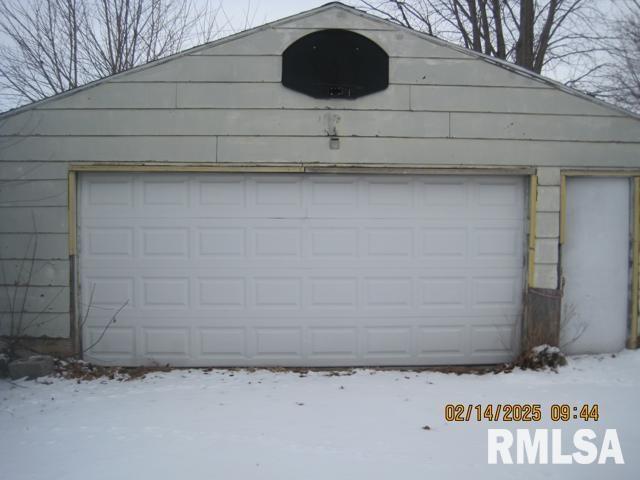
562,177,630,354
79,173,525,366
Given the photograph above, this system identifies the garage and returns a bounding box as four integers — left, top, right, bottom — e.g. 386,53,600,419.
2,2,639,365
79,173,525,366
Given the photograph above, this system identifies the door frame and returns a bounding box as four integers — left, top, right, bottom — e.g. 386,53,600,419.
560,169,640,349
66,162,535,359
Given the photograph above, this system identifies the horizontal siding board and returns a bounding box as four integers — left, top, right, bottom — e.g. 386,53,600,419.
38,83,177,109
0,286,68,313
0,259,69,286
0,233,68,259
0,312,70,337
0,161,69,180
35,82,410,111
217,136,640,167
112,56,280,82
0,109,450,137
411,85,623,116
31,82,618,118
178,83,410,110
451,113,640,142
193,27,470,59
0,207,68,233
391,58,546,87
110,55,545,87
0,137,217,162
1,135,638,166
193,27,307,56
0,180,67,206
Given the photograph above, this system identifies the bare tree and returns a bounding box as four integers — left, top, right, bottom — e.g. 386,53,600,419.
356,1,606,84
0,0,239,109
0,0,86,103
80,0,228,77
597,0,640,111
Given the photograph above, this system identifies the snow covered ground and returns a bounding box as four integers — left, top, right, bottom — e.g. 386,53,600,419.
1,351,639,480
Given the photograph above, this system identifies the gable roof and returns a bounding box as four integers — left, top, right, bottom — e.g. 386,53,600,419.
1,1,638,120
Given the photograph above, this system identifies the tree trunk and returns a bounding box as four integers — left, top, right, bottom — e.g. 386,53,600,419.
516,0,535,69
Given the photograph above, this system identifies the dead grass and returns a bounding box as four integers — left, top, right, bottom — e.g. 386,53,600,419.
55,359,172,382
53,359,519,382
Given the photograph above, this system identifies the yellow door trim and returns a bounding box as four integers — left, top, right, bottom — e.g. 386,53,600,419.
68,162,535,175
528,175,538,288
630,177,640,349
559,175,567,245
562,169,640,177
68,171,77,256
67,170,79,354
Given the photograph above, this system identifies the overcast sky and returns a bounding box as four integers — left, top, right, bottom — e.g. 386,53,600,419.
206,0,333,36
226,0,330,24
209,0,616,32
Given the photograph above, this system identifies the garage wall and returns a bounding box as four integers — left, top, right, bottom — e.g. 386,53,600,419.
0,160,70,337
2,7,640,166
534,168,562,289
1,4,639,339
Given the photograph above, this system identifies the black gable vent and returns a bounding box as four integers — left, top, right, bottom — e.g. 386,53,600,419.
282,29,389,99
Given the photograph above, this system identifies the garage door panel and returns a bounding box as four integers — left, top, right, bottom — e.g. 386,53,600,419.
253,277,302,308
199,327,247,358
308,277,358,309
141,276,190,308
198,227,246,258
308,327,359,357
253,327,303,358
363,326,413,357
309,227,359,258
421,226,468,259
142,178,190,207
253,227,302,258
198,277,247,308
419,276,468,309
472,225,522,260
366,179,414,209
309,177,358,208
363,277,413,309
198,176,247,207
471,275,521,309
84,275,135,308
142,327,190,357
83,176,135,209
79,270,523,317
420,179,468,208
471,323,518,357
416,325,468,356
83,226,135,258
85,326,136,358
80,173,525,366
141,227,190,258
365,228,414,258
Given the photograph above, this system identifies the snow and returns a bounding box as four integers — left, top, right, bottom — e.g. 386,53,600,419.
532,344,561,355
1,351,639,479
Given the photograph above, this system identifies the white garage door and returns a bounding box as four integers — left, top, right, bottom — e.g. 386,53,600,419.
79,173,525,366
